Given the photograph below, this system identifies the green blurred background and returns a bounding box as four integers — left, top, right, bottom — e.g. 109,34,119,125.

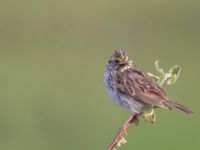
0,0,199,150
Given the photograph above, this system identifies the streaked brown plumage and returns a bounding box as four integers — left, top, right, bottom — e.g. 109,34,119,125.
104,49,193,115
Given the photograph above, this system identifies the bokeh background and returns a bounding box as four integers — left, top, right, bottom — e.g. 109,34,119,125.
0,0,199,150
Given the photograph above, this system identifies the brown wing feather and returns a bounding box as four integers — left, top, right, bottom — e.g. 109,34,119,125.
116,66,168,108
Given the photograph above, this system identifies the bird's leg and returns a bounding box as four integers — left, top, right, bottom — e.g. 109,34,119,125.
142,109,156,123
129,113,140,125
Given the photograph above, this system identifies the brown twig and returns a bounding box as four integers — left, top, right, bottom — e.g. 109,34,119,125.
107,113,139,150
161,82,168,89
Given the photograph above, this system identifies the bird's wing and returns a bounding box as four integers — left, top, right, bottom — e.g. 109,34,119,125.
116,67,168,107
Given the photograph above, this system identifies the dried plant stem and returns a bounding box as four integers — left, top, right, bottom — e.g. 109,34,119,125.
107,113,139,150
161,82,168,89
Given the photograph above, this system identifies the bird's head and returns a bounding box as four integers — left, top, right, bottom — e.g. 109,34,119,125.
108,49,129,66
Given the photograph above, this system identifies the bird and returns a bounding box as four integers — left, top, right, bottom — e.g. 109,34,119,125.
104,49,193,122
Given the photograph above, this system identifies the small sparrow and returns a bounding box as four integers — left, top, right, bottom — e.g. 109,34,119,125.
104,49,193,121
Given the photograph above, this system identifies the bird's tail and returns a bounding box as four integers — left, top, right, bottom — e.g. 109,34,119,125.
163,100,193,114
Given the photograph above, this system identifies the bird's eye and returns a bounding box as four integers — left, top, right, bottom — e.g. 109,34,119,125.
115,59,120,63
